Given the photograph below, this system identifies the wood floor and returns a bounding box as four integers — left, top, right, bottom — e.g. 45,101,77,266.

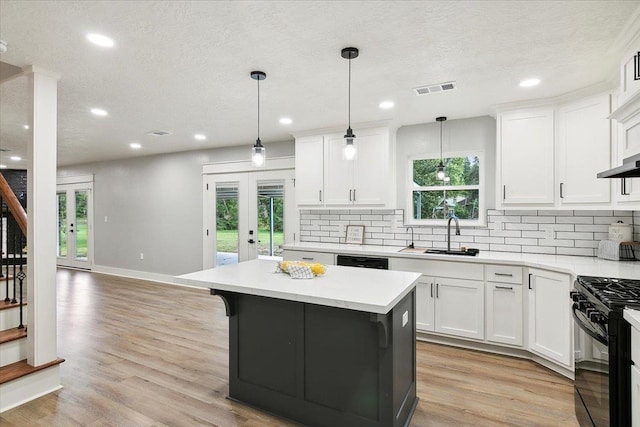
0,269,580,426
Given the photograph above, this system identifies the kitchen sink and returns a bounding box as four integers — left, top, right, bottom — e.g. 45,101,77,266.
398,247,480,256
423,249,479,256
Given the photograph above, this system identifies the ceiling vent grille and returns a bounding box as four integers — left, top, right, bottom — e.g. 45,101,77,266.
147,130,171,137
413,81,457,96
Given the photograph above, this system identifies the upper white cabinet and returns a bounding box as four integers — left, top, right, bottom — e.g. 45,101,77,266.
497,93,613,209
498,108,555,205
527,268,572,369
294,126,395,208
295,135,325,206
557,94,611,205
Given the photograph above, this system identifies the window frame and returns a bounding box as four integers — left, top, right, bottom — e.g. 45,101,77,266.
405,150,486,226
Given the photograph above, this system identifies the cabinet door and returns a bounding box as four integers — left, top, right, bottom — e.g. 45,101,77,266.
434,278,484,340
323,134,353,206
499,108,555,205
558,95,611,204
633,364,640,427
295,136,324,206
415,278,435,332
352,130,388,206
527,268,572,367
486,282,523,346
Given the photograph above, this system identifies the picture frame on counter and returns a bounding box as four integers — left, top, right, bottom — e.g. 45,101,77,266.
345,225,365,244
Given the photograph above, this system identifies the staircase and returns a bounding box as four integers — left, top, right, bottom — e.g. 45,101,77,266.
0,173,63,412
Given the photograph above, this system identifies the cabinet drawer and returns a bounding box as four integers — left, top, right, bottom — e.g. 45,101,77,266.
282,250,335,265
486,265,523,284
391,258,483,281
632,326,640,364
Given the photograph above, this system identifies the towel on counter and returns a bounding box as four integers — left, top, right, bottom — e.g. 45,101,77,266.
598,240,621,261
285,264,315,279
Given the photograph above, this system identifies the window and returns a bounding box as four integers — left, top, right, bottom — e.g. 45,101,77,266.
408,153,483,225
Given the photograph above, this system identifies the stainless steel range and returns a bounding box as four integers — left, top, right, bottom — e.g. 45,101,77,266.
571,276,640,426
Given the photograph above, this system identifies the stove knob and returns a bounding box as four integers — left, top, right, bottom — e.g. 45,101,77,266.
579,300,591,311
570,291,582,302
589,311,605,324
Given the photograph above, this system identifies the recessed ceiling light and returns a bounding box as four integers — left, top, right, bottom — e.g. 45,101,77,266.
23,125,29,130
91,108,108,116
519,78,540,87
129,142,142,150
279,117,292,125
379,101,394,109
86,33,114,48
194,134,206,141
10,156,21,161
0,165,7,169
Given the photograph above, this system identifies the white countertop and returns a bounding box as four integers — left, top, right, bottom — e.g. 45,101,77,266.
175,259,421,315
283,242,640,279
625,309,640,331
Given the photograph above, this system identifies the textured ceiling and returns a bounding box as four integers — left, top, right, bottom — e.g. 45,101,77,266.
0,0,638,166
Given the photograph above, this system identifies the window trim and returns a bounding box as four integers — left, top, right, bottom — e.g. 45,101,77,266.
405,150,485,226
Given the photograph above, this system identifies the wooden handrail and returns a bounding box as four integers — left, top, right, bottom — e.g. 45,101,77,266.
0,173,27,236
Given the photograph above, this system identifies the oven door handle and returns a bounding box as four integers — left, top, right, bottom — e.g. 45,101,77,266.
572,303,608,346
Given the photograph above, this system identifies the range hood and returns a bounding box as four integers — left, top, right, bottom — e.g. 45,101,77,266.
597,153,640,178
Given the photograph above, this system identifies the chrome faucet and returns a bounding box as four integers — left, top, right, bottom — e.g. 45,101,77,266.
447,213,460,251
406,227,414,248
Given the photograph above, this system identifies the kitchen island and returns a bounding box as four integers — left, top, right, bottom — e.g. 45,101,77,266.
176,259,421,427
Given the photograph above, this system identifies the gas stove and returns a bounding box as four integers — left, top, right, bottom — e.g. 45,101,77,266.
576,275,640,312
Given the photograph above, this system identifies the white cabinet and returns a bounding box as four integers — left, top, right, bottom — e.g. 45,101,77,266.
498,108,555,205
486,265,523,347
557,94,611,205
294,135,324,206
527,268,572,368
281,250,335,265
392,258,484,340
324,128,391,206
434,277,485,340
294,127,394,208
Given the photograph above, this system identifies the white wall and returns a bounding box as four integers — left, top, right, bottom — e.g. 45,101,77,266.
395,115,497,211
58,141,294,275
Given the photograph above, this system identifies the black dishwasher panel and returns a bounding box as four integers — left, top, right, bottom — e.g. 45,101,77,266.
336,255,389,270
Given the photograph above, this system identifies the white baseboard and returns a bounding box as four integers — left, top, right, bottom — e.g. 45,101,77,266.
0,364,62,413
91,265,208,290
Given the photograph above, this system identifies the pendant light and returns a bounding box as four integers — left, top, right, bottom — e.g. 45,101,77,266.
342,47,359,160
251,71,266,167
436,116,447,180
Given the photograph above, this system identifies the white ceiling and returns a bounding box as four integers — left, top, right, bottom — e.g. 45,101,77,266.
0,0,638,167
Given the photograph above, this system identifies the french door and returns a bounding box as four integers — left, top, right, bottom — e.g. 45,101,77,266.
56,182,93,269
204,169,296,268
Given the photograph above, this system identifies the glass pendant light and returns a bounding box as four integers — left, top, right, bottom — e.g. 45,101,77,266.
436,116,447,180
342,47,359,160
251,71,266,167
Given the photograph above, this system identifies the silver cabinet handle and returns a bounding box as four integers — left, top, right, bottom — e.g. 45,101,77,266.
353,188,356,201
349,189,352,201
302,257,314,261
495,285,513,290
436,283,439,298
319,190,322,202
560,183,564,199
494,273,513,277
503,185,506,200
430,283,433,298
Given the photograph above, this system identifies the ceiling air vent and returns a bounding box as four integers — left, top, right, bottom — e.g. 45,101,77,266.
413,81,457,96
146,130,171,137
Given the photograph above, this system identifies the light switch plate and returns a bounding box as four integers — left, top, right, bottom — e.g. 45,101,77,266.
402,311,409,327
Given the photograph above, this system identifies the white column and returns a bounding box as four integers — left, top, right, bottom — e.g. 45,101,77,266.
24,66,60,366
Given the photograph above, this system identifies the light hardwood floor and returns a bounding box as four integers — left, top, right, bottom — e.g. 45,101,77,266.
0,269,579,426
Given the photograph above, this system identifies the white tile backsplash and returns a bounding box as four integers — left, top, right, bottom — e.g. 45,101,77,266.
298,209,639,257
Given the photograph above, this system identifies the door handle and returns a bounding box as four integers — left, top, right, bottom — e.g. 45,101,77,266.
248,239,255,244
528,273,533,290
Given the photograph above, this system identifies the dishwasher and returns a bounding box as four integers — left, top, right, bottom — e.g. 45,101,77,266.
336,254,389,270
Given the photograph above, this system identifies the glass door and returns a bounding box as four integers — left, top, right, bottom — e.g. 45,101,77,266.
204,169,296,268
56,183,93,269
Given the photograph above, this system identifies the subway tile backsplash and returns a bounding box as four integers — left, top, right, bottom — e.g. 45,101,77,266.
299,209,639,257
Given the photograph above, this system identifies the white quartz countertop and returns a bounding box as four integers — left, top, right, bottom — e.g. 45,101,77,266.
625,309,640,331
283,242,640,279
175,259,421,315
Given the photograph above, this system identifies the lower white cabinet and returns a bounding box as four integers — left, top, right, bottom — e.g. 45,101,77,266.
281,250,335,265
415,279,435,332
486,282,523,346
527,268,572,368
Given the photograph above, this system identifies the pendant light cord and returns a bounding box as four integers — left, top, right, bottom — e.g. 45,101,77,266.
257,77,260,140
348,57,351,128
439,120,443,162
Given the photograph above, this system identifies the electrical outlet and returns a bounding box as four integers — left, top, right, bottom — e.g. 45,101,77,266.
140,253,144,260
104,216,108,222
545,229,555,240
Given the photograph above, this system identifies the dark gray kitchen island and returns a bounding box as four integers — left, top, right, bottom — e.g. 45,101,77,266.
176,259,421,427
